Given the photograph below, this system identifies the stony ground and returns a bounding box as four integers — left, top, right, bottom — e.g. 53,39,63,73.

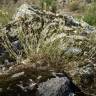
0,2,96,96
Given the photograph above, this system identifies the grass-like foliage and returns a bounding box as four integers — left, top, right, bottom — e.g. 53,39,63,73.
69,0,85,12
1,14,96,69
0,2,96,96
40,0,57,12
0,9,10,25
83,2,96,26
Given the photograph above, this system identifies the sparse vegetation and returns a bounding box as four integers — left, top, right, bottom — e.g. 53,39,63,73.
0,9,10,25
0,5,16,25
40,0,57,12
69,0,80,11
0,1,96,96
83,2,96,26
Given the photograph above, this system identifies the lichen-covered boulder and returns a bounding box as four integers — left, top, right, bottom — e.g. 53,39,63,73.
13,4,40,21
36,77,75,96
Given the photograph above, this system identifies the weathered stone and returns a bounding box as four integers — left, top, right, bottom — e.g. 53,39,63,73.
78,63,94,86
13,4,40,21
36,77,75,96
64,47,82,57
64,15,80,27
12,40,22,50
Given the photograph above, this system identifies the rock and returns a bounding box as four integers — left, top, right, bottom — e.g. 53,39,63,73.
36,77,75,96
78,63,94,86
12,40,22,50
80,20,96,35
13,3,40,21
64,47,82,57
64,15,80,27
67,61,95,96
71,62,95,92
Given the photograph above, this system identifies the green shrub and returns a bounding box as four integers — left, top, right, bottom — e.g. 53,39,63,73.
83,2,96,26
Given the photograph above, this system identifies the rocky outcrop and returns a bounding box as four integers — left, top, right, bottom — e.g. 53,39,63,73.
0,3,96,96
36,77,79,96
0,71,84,96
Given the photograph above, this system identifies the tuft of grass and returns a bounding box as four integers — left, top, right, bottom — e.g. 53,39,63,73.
0,9,10,25
40,0,57,13
1,4,96,70
2,22,96,67
0,4,18,26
